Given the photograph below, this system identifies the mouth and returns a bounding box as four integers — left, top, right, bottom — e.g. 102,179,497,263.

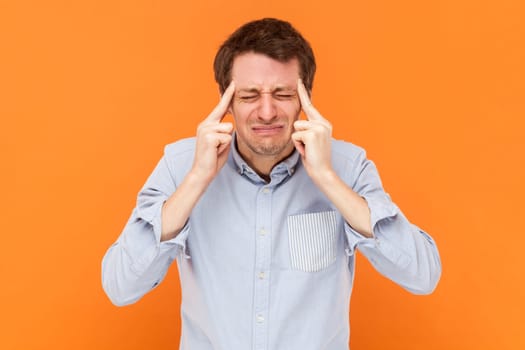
252,124,284,136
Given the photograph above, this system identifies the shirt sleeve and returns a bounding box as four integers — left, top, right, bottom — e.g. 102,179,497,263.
343,148,442,295
101,153,190,306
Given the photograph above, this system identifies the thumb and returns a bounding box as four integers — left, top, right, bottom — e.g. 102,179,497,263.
292,139,305,158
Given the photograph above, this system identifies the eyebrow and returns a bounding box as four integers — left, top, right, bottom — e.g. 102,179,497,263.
236,86,297,94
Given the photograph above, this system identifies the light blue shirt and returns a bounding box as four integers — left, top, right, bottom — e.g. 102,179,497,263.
102,136,441,350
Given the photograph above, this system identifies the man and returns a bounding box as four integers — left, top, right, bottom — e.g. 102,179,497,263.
102,18,441,349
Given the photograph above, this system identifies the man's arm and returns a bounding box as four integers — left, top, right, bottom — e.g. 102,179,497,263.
292,80,373,237
101,82,236,306
292,79,441,294
160,82,235,241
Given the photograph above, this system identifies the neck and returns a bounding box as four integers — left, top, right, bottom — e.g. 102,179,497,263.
237,142,295,182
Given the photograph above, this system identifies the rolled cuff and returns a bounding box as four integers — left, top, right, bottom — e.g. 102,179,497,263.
344,195,415,273
149,201,191,259
345,196,396,250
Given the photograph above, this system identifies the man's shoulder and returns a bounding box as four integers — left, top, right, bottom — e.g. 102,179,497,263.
331,139,367,162
163,137,197,158
330,139,373,182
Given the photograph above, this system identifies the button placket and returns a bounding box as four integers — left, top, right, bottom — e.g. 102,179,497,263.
253,185,272,350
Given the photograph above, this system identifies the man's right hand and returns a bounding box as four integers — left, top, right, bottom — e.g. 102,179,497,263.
160,81,236,241
190,81,235,183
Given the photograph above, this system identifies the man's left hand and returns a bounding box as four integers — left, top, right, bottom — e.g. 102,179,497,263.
292,79,334,183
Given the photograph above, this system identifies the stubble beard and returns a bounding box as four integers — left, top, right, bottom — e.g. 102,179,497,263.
246,137,294,157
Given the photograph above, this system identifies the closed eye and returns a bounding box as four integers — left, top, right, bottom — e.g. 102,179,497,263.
238,95,259,102
236,89,297,103
274,93,297,101
275,93,295,100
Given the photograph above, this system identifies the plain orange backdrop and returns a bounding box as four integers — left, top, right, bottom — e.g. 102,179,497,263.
1,0,524,349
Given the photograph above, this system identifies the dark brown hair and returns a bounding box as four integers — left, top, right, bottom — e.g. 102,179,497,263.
213,18,316,94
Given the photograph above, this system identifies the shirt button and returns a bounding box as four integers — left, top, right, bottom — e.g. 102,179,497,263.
262,187,270,194
256,314,264,323
258,271,265,279
259,228,267,236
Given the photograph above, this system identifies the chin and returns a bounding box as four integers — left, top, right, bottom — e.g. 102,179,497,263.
253,139,294,157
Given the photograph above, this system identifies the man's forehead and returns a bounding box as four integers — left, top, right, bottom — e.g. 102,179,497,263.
232,51,300,67
231,52,299,87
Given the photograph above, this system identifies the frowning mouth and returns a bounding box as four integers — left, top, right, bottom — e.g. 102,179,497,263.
252,125,284,136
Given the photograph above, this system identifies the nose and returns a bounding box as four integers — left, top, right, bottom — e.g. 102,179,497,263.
257,93,277,121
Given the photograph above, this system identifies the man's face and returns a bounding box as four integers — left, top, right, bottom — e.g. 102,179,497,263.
230,52,301,162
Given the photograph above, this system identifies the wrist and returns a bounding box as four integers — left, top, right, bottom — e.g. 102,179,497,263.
309,166,337,188
187,166,216,188
160,169,211,242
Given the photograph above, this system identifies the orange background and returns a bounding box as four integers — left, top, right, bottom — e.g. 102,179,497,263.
1,0,524,349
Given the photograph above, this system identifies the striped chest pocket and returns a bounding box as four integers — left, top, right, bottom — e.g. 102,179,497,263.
287,211,338,272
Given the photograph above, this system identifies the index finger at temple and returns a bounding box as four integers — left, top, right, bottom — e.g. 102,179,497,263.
207,81,236,123
297,79,321,121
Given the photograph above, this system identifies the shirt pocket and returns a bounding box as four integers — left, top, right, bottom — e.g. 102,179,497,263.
287,211,338,272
